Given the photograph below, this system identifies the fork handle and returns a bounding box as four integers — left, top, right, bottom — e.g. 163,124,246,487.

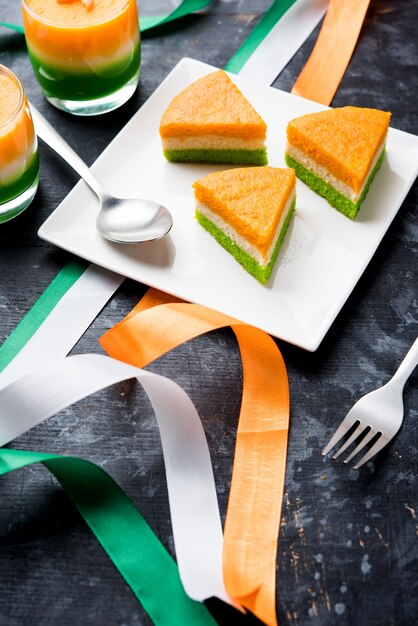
390,336,418,390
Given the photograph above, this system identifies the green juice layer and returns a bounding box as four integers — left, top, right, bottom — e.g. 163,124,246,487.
196,198,295,284
0,152,40,205
285,149,385,220
27,42,140,101
164,148,268,166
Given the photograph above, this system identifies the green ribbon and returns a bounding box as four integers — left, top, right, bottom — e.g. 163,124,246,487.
0,448,217,626
0,21,24,33
0,0,213,35
0,261,87,371
225,0,298,73
0,2,298,624
140,0,212,31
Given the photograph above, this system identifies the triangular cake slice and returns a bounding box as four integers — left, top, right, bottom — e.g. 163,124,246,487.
160,70,267,165
193,167,295,284
285,106,391,219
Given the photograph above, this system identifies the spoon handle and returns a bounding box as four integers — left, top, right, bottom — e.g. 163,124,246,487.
29,103,108,201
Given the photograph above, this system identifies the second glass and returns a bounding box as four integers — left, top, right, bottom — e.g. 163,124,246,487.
0,65,39,223
22,0,141,116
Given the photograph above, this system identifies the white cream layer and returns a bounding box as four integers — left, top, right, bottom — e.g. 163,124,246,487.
163,135,265,151
0,142,37,186
286,140,386,201
28,35,138,74
196,188,295,267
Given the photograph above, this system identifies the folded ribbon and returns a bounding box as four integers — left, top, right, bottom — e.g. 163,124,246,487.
291,0,372,105
0,446,216,626
100,289,290,626
0,354,222,625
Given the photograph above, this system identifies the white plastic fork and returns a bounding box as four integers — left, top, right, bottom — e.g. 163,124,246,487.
322,337,418,469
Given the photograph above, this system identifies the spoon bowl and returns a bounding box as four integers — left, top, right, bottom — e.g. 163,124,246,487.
96,195,173,243
30,104,173,244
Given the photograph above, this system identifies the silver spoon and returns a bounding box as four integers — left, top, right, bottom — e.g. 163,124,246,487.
30,104,173,243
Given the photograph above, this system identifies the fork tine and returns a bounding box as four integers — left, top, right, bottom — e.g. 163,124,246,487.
343,429,376,464
332,423,365,460
353,434,389,469
322,417,358,456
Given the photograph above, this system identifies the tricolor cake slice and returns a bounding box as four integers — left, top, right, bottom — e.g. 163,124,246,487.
194,167,296,284
160,70,267,165
285,106,391,219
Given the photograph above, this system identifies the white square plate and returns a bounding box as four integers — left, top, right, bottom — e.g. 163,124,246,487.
39,58,418,351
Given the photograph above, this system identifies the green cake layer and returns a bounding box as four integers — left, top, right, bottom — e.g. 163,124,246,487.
164,148,268,165
0,152,40,205
285,149,385,219
196,198,295,284
27,43,140,101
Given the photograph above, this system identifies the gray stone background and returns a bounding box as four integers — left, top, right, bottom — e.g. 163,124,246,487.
0,1,417,625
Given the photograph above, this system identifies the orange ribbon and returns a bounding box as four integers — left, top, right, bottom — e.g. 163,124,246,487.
291,0,371,105
99,6,374,617
100,288,290,626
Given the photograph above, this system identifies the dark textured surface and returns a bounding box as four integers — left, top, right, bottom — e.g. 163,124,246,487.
0,1,417,625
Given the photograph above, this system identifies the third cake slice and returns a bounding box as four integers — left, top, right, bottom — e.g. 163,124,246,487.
285,106,391,219
160,70,267,165
194,167,296,284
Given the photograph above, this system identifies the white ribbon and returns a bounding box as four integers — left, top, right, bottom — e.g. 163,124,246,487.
0,353,228,604
0,0,330,606
239,0,329,86
0,265,123,389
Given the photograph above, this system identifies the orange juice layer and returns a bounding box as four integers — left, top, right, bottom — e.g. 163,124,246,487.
287,107,391,194
0,101,36,169
0,75,21,126
26,0,128,24
0,72,35,169
23,0,139,70
193,167,296,255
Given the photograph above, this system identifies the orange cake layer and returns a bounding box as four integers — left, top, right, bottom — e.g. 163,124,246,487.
193,167,296,256
0,75,21,126
287,107,391,194
160,71,267,140
25,0,128,26
23,0,138,67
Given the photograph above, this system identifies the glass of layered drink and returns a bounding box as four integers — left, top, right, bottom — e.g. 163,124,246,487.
22,0,141,116
0,65,39,223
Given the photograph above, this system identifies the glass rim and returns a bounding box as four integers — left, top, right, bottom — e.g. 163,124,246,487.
21,0,133,30
0,65,25,131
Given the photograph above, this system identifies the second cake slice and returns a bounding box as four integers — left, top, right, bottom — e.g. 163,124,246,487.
160,70,267,165
194,167,296,284
285,106,390,219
